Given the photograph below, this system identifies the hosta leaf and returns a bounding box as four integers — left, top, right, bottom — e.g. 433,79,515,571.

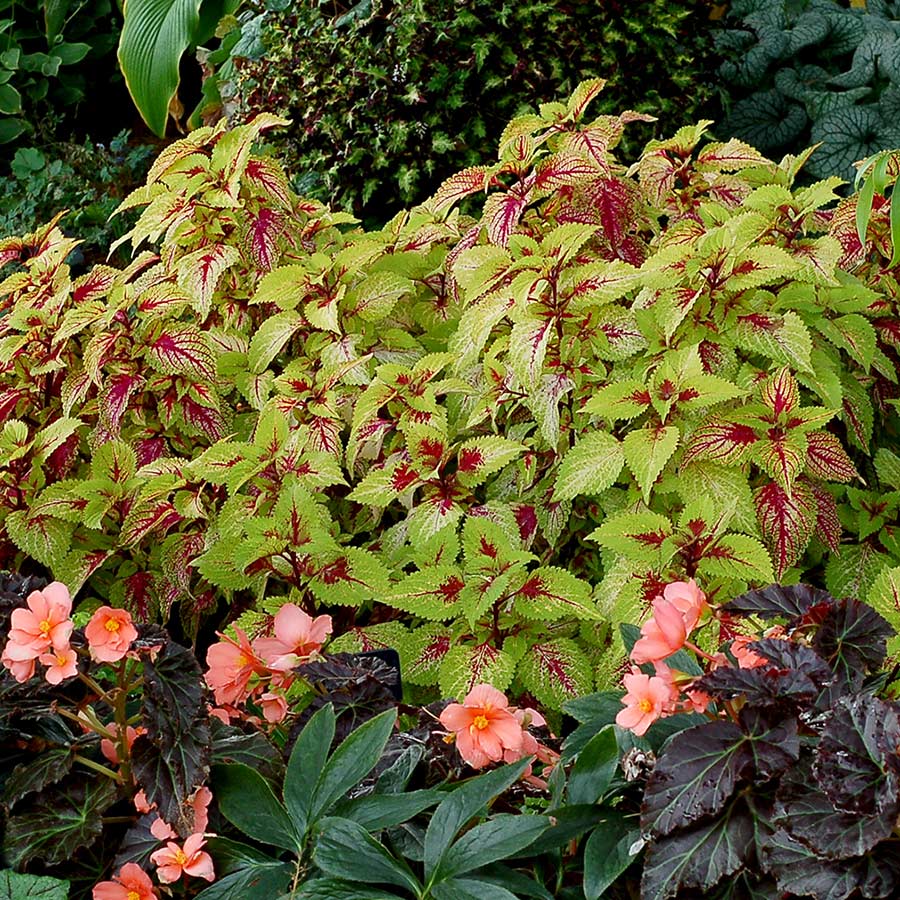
4,776,118,866
553,432,624,501
517,638,593,710
622,425,679,502
439,642,516,699
510,566,600,621
754,480,817,580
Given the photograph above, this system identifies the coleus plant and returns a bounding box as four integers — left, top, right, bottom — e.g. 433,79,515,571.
613,581,900,900
1,80,899,708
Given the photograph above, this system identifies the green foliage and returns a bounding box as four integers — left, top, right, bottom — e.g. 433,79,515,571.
224,0,716,219
0,132,155,266
0,0,119,144
117,0,242,136
714,0,900,180
2,82,900,712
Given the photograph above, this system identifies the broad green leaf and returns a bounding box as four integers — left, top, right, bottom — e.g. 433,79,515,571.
439,642,516,699
431,880,518,900
436,814,549,881
568,725,618,806
285,705,335,836
213,764,301,853
517,638,594,710
248,311,303,373
554,432,624,501
315,817,421,892
583,819,642,900
0,870,68,899
423,760,531,879
118,0,203,136
309,709,397,822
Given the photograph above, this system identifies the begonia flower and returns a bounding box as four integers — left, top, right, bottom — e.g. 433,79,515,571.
439,683,523,769
6,581,73,659
205,627,265,706
92,862,157,900
253,604,332,671
85,607,137,663
259,690,288,723
1,646,35,682
150,833,215,883
731,636,768,669
615,670,671,736
662,579,708,631
100,724,145,765
38,645,78,685
631,596,688,664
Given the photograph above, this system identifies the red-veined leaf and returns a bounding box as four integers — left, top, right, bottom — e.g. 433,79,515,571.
431,166,491,215
755,480,817,579
147,328,216,381
761,368,799,419
682,419,758,466
247,207,285,272
518,638,593,710
805,431,859,482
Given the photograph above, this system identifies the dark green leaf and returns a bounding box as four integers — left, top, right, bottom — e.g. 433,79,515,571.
509,804,605,856
808,105,900,181
374,744,424,794
315,817,421,892
333,789,440,830
436,813,549,880
423,759,530,879
641,799,755,900
431,879,518,900
471,864,553,899
112,812,159,869
193,858,293,900
210,719,284,783
584,818,642,900
724,90,807,152
285,704,335,835
3,775,118,866
568,725,618,805
213,763,301,853
309,708,396,822
0,870,68,899
294,880,404,900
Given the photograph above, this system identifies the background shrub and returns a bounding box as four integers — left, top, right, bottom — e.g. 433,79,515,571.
227,0,718,219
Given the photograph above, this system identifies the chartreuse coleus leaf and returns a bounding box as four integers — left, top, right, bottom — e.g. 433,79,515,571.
554,431,624,500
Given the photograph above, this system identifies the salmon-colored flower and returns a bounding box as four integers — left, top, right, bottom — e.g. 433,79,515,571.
615,670,672,736
150,833,215,883
85,607,137,663
731,636,768,669
6,582,73,659
205,627,265,706
39,645,78,685
662,579,708,631
259,691,288,723
1,645,35,682
684,688,711,714
100,724,145,765
439,684,524,769
631,596,688,665
652,662,681,713
134,789,154,814
92,862,157,900
253,604,332,671
151,785,213,841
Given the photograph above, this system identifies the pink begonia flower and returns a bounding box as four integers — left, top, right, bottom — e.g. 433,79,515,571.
39,645,78,685
259,691,289,723
6,582,73,659
631,596,688,665
731,636,768,669
661,579,708,631
685,688,711,714
92,862,157,900
134,789,153,814
205,627,265,706
150,833,215,883
253,604,332,671
85,607,137,663
151,785,213,841
1,645,35,682
439,684,523,769
652,662,681,713
615,670,672,736
100,725,145,765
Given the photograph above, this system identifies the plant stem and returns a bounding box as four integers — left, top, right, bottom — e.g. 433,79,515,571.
73,754,123,783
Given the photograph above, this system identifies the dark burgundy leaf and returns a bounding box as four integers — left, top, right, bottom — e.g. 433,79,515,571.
3,746,75,806
141,639,206,741
693,663,818,708
812,597,894,685
814,694,900,818
641,798,755,900
112,811,161,870
210,719,285,783
3,775,119,866
775,764,894,858
721,583,833,620
747,638,833,685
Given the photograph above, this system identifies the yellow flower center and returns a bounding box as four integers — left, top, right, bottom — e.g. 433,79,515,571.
104,618,121,633
39,619,52,635
236,654,248,667
174,848,188,865
472,714,490,730
127,892,141,900
638,698,654,714
55,653,68,666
